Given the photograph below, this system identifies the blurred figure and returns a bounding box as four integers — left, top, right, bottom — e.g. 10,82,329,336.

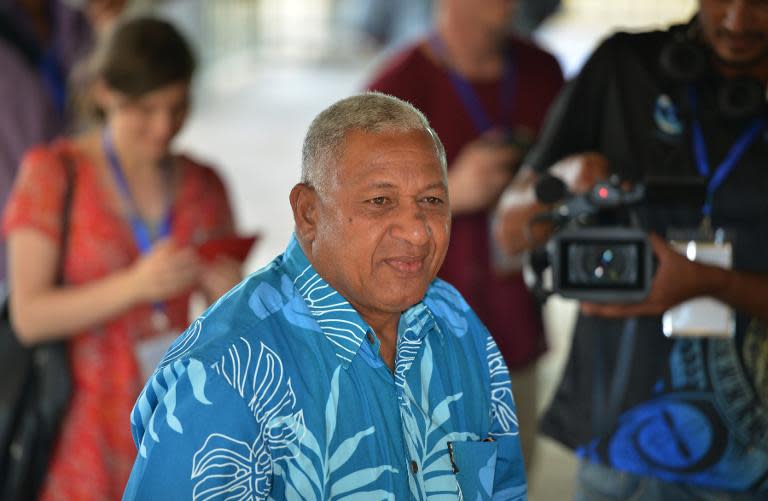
366,0,564,468
0,0,124,288
3,16,241,500
336,0,434,49
496,0,768,499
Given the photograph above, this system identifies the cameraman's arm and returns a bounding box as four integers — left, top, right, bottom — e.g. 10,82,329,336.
582,234,768,322
493,153,610,255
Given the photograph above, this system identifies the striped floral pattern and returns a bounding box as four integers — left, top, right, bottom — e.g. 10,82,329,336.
123,236,527,500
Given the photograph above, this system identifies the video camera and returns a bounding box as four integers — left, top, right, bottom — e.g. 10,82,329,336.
526,173,707,303
526,174,653,303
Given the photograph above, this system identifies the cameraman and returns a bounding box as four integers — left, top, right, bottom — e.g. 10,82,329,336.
495,1,768,499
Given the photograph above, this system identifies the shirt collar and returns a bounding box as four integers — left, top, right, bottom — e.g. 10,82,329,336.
282,235,370,367
281,235,438,367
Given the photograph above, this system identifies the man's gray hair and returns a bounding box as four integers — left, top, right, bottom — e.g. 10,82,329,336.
301,92,447,191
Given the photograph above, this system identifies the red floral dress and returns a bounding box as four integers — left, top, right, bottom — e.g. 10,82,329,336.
2,138,235,500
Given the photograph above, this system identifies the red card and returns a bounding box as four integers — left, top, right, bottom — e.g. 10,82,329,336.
196,235,259,263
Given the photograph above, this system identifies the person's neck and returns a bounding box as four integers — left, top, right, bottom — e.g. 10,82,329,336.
434,12,505,79
107,131,164,179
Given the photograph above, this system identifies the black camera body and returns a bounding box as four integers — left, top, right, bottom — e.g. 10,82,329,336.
547,226,653,303
528,175,654,303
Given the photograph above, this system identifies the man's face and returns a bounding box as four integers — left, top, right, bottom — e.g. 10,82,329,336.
699,0,768,68
307,129,450,324
448,0,517,35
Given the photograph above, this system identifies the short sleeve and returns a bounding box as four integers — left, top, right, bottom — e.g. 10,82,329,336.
176,158,236,242
2,144,71,244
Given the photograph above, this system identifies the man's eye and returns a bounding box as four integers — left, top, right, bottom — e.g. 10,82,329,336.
368,197,389,206
423,196,444,205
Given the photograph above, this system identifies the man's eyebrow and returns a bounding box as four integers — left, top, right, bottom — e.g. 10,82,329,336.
423,181,448,191
363,181,447,191
366,181,397,189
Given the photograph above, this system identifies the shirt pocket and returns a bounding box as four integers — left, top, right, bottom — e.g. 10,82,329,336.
448,439,498,500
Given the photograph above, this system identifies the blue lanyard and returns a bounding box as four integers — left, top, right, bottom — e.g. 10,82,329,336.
102,128,174,324
688,85,765,217
428,33,516,134
101,128,173,254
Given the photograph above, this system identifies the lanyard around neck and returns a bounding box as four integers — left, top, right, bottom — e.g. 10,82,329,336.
688,85,765,218
428,33,516,134
101,128,173,254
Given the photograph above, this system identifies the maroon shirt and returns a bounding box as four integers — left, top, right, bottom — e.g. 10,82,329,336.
367,37,564,368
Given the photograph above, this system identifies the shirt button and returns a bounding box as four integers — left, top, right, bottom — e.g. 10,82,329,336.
366,332,375,345
410,460,419,474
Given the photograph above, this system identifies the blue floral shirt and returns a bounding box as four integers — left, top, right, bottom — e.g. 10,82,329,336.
123,236,527,500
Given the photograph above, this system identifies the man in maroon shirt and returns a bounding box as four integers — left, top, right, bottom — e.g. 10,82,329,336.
366,0,563,468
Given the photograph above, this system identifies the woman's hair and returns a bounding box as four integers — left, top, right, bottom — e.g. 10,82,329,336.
94,16,196,97
73,16,196,126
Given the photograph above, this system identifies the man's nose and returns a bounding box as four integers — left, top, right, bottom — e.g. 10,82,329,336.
723,0,750,32
391,203,431,245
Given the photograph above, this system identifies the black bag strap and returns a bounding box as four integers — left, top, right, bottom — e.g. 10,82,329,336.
0,151,77,499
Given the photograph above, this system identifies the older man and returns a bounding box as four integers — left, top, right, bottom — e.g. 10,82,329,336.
123,93,527,500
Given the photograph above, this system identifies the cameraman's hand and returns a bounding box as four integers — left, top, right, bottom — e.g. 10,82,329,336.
128,239,202,304
494,152,611,255
581,234,702,317
449,133,522,214
550,152,610,194
493,172,551,255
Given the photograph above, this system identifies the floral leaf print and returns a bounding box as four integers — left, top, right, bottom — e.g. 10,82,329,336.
191,433,260,501
274,366,398,500
425,281,470,338
212,339,306,462
329,467,398,499
157,318,203,370
400,337,478,499
132,359,212,458
249,282,288,320
486,336,518,437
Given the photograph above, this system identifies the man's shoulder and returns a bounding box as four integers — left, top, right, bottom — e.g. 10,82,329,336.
423,278,486,339
158,256,305,368
589,28,674,67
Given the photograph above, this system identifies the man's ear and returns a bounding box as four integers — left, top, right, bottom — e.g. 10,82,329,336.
290,183,319,244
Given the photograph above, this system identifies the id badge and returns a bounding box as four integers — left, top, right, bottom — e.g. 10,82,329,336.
662,227,734,338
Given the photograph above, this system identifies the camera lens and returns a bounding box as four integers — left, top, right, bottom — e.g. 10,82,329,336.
567,243,639,287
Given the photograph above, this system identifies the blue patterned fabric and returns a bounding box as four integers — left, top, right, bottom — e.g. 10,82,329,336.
123,236,527,500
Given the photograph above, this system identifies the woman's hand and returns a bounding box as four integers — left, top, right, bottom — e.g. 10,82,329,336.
129,239,202,303
200,256,243,302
